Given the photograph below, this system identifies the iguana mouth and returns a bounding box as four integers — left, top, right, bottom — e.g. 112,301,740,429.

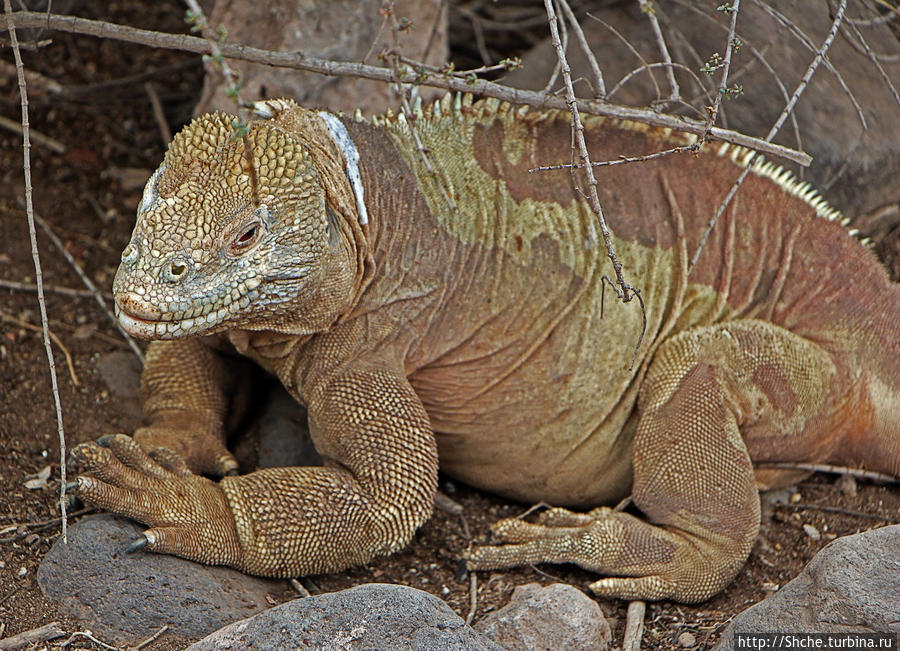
114,276,264,339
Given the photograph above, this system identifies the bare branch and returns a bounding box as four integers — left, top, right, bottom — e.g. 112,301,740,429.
636,0,680,102
2,11,813,166
690,0,848,271
3,0,67,544
703,0,742,134
558,0,605,98
752,0,867,132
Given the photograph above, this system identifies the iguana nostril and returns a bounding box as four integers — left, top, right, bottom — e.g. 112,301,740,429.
162,257,191,283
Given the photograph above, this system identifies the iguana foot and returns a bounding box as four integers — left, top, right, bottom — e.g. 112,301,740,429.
467,506,683,601
70,434,244,568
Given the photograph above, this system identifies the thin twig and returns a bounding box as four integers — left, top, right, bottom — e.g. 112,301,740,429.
4,0,67,546
704,0,742,135
0,114,65,153
757,461,898,484
558,0,605,98
844,17,900,106
385,1,457,212
131,625,169,651
28,208,145,364
143,81,171,144
636,0,680,102
530,143,698,172
623,600,646,651
690,0,848,271
778,502,896,522
183,0,260,206
752,0,867,132
0,508,95,544
3,11,814,166
608,61,708,109
289,578,312,598
0,278,103,299
0,310,79,386
59,631,119,650
588,13,662,103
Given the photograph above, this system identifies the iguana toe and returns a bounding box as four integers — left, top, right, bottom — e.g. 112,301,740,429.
590,576,678,601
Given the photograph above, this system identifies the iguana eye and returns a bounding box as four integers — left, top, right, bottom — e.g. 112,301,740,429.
230,222,261,254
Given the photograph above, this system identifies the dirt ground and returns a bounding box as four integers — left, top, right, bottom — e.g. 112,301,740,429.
1,3,898,650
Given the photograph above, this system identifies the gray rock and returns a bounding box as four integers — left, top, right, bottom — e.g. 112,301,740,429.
474,582,611,651
252,384,321,469
38,514,284,646
188,583,502,651
714,525,900,650
95,351,143,421
196,0,448,116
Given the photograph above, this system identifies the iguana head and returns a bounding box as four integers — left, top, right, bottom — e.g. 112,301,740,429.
114,101,365,339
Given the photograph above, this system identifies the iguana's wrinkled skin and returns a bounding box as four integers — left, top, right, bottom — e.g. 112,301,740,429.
71,96,900,604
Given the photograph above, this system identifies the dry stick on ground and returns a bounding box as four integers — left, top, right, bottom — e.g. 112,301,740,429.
58,630,119,650
3,0,68,545
465,572,478,626
689,0,848,271
557,0,605,98
636,0,680,103
757,462,899,484
622,600,647,651
131,625,169,651
0,622,66,651
543,0,646,368
28,209,145,364
2,11,813,166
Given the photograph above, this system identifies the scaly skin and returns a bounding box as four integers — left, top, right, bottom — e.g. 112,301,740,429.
70,96,900,603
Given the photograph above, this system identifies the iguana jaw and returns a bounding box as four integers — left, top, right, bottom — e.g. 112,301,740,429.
113,275,265,340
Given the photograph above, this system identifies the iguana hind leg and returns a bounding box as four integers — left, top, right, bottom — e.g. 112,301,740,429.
467,320,837,603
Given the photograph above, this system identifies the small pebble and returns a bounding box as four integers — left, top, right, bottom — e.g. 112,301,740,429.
678,631,696,647
803,523,821,540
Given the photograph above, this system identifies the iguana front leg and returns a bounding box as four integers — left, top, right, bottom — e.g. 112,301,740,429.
71,364,439,576
131,339,240,476
467,320,837,603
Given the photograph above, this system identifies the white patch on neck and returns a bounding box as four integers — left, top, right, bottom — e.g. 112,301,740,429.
318,111,369,226
139,164,165,214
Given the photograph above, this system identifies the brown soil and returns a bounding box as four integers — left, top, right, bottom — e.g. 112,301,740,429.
1,4,898,650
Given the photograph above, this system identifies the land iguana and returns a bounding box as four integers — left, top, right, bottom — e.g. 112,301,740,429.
69,95,900,604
